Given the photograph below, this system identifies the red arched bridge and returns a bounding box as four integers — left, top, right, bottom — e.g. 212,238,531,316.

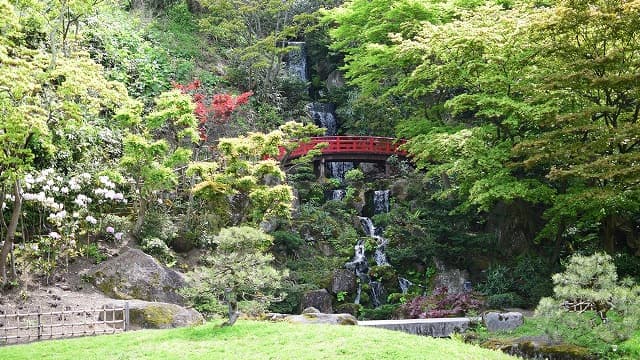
279,136,408,177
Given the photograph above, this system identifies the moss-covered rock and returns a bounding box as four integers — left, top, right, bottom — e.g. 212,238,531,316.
481,336,594,360
89,248,186,304
100,300,204,330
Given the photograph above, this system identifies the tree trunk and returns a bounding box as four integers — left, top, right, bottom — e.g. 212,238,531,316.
602,215,616,254
1,180,22,285
223,288,239,326
133,195,148,236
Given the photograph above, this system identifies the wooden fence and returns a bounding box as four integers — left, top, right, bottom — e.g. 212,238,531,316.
0,303,129,345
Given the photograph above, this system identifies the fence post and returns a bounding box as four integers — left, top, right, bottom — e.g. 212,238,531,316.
124,302,129,332
37,306,41,340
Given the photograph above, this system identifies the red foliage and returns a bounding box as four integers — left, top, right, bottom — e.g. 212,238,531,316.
173,80,253,141
400,287,484,319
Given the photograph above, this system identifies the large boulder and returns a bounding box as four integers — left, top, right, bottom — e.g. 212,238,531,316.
483,311,524,332
88,248,186,304
330,269,357,295
300,289,333,314
432,258,470,294
100,300,204,330
286,307,357,325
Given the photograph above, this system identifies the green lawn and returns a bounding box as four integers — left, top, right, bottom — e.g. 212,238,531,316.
0,320,515,360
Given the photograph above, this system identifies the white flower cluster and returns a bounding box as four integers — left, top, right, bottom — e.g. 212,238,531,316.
99,176,116,189
73,194,92,208
22,192,60,211
94,188,126,202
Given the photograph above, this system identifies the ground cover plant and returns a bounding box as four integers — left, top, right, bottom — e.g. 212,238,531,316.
0,320,516,360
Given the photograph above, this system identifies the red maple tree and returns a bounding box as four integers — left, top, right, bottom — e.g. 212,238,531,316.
173,80,253,141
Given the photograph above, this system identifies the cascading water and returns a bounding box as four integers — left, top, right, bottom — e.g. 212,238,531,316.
307,102,337,136
398,277,413,294
283,41,338,137
327,161,354,180
359,217,389,266
373,190,390,214
284,41,308,82
345,239,369,305
329,189,346,201
345,190,392,307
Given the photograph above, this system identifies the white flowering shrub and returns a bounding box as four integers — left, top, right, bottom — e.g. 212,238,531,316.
15,169,129,280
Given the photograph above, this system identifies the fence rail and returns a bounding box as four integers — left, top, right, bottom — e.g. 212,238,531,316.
1,303,129,345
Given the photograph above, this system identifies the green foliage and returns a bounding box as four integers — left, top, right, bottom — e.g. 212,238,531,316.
536,253,640,350
191,122,322,227
272,230,305,256
82,243,107,264
184,226,288,323
359,304,399,320
141,237,176,264
485,292,527,309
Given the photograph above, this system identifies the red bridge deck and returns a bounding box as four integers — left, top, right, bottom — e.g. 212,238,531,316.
282,136,407,161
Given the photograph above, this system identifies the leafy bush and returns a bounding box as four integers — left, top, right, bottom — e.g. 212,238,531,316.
82,244,107,264
486,292,527,309
477,265,512,295
399,287,484,318
139,210,178,244
614,253,640,282
141,237,175,264
359,304,399,320
272,231,305,256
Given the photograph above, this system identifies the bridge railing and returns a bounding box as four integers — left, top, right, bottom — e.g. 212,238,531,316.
286,136,407,159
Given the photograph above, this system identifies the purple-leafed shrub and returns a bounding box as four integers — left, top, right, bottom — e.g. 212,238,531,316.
400,286,484,319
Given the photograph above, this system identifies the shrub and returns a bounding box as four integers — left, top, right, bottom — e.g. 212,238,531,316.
272,231,305,255
139,210,178,244
399,287,484,319
141,237,175,264
477,265,512,296
535,253,640,351
359,304,399,320
486,292,527,309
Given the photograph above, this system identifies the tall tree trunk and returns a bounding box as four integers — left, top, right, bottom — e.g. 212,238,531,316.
602,215,616,254
1,180,22,285
133,196,148,236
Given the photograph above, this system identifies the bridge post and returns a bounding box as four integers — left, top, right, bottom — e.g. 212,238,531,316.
385,162,391,176
319,158,326,179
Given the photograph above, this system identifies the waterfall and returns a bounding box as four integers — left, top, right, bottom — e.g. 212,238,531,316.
307,102,337,136
373,190,390,214
359,217,389,266
329,189,346,201
399,277,413,294
345,239,370,305
284,41,307,82
327,161,354,180
370,281,385,308
284,41,338,136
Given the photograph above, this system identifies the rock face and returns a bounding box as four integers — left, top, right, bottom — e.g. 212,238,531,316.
358,318,476,337
286,307,357,325
433,258,470,294
89,248,186,304
483,311,524,332
330,269,357,295
300,289,333,314
100,300,204,330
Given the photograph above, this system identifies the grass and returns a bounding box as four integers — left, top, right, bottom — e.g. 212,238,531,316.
0,320,516,360
619,331,640,358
